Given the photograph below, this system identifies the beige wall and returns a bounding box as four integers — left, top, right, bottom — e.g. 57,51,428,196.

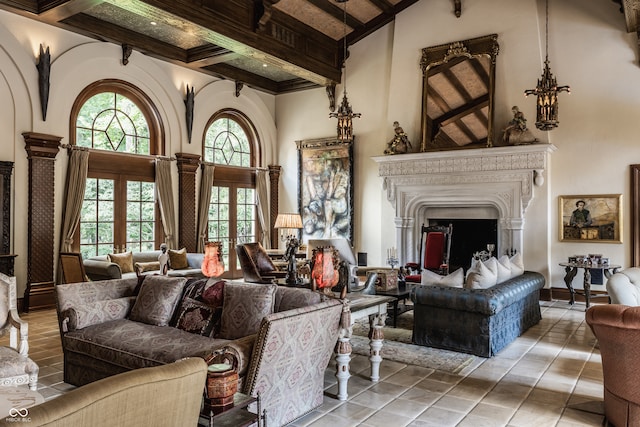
276,0,640,290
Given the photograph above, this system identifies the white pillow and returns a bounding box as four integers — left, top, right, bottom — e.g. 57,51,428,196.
465,257,498,289
496,255,512,284
421,268,464,288
509,253,525,278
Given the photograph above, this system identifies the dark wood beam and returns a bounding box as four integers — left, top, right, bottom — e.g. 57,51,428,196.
62,13,188,61
368,0,393,14
306,0,362,29
39,0,103,19
186,45,239,66
203,62,280,94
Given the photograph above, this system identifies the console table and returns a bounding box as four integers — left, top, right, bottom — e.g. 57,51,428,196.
334,294,394,401
559,262,621,309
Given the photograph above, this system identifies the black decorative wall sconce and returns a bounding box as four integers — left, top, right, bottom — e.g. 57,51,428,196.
36,44,50,121
185,85,195,144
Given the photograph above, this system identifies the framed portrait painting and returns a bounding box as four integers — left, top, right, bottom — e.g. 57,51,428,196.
559,194,622,243
297,137,353,244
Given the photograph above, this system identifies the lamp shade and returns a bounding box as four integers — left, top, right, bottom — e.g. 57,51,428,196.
274,213,303,229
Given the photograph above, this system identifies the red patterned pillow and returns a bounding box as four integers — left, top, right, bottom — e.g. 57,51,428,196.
175,297,222,337
202,280,225,306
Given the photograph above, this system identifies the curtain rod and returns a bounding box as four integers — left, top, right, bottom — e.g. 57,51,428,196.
59,145,176,161
200,161,268,171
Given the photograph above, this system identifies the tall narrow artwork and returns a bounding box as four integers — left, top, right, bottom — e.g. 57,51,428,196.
297,137,354,244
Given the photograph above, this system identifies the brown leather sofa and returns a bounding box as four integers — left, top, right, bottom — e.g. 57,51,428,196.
236,242,286,283
586,304,640,427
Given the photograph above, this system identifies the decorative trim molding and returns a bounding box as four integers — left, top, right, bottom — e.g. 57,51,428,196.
372,144,556,263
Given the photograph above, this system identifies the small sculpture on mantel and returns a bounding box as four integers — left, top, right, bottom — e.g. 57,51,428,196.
502,106,537,145
384,121,412,154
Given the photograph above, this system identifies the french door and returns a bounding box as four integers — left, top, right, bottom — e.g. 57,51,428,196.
208,184,256,279
78,172,161,259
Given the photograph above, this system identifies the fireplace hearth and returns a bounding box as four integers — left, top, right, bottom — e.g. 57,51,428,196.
429,218,497,272
373,144,555,266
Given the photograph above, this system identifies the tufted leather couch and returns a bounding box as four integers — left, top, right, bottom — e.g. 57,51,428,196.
411,271,545,357
606,267,640,305
586,304,640,427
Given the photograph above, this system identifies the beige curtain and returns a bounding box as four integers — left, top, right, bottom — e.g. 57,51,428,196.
155,158,177,249
196,164,215,252
256,169,271,249
60,147,89,252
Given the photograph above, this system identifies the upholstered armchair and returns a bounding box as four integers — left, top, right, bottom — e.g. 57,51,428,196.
0,272,38,390
606,267,640,305
586,304,640,426
9,358,207,427
236,242,286,283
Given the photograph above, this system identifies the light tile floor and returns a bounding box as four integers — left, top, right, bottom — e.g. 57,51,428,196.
3,300,607,426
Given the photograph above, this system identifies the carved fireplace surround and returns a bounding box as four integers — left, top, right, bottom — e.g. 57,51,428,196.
372,144,556,264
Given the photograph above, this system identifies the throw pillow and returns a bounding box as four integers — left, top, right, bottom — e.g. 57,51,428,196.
129,276,187,326
108,251,134,274
175,297,222,337
168,247,189,270
201,279,226,307
465,257,498,289
510,252,525,278
218,282,277,340
496,256,512,284
135,261,160,274
421,268,464,288
64,296,136,331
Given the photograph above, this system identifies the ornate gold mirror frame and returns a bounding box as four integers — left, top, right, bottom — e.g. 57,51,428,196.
632,165,640,265
420,34,499,151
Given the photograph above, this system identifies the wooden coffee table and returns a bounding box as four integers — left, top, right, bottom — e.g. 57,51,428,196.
375,282,417,327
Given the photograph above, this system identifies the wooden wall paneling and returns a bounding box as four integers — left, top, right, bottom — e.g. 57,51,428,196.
268,165,281,248
0,161,16,276
176,153,201,252
22,132,62,311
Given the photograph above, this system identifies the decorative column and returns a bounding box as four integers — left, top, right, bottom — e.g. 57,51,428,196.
175,153,201,253
23,132,62,311
268,165,281,248
0,161,16,276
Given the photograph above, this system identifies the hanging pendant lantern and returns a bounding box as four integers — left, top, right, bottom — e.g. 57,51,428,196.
524,0,570,131
329,0,361,142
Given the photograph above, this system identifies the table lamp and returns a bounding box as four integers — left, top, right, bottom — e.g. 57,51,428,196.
202,241,224,278
274,213,303,285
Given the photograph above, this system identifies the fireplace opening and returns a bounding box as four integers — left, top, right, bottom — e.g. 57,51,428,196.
429,218,498,272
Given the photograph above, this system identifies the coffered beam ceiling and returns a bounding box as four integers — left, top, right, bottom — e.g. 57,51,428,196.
0,0,422,94
0,1,632,94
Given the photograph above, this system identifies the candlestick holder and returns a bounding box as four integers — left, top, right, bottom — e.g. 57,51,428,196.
387,256,398,270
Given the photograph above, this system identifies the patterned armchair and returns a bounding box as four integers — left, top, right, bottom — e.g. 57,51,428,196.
0,272,38,390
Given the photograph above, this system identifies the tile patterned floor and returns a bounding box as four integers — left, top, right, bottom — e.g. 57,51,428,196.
2,300,606,426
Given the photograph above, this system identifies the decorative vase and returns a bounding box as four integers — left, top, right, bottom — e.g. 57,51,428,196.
206,363,238,407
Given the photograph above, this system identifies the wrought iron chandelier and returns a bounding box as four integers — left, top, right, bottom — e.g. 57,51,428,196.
329,0,361,142
524,0,570,131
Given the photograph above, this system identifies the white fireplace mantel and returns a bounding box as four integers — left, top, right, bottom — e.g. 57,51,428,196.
372,144,556,263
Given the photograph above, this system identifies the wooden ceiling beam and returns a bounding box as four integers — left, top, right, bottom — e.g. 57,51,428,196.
202,62,279,94
186,45,239,66
38,0,103,19
62,13,188,61
305,0,362,29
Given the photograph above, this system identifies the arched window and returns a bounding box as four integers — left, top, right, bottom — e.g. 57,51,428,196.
71,80,164,259
203,110,259,277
